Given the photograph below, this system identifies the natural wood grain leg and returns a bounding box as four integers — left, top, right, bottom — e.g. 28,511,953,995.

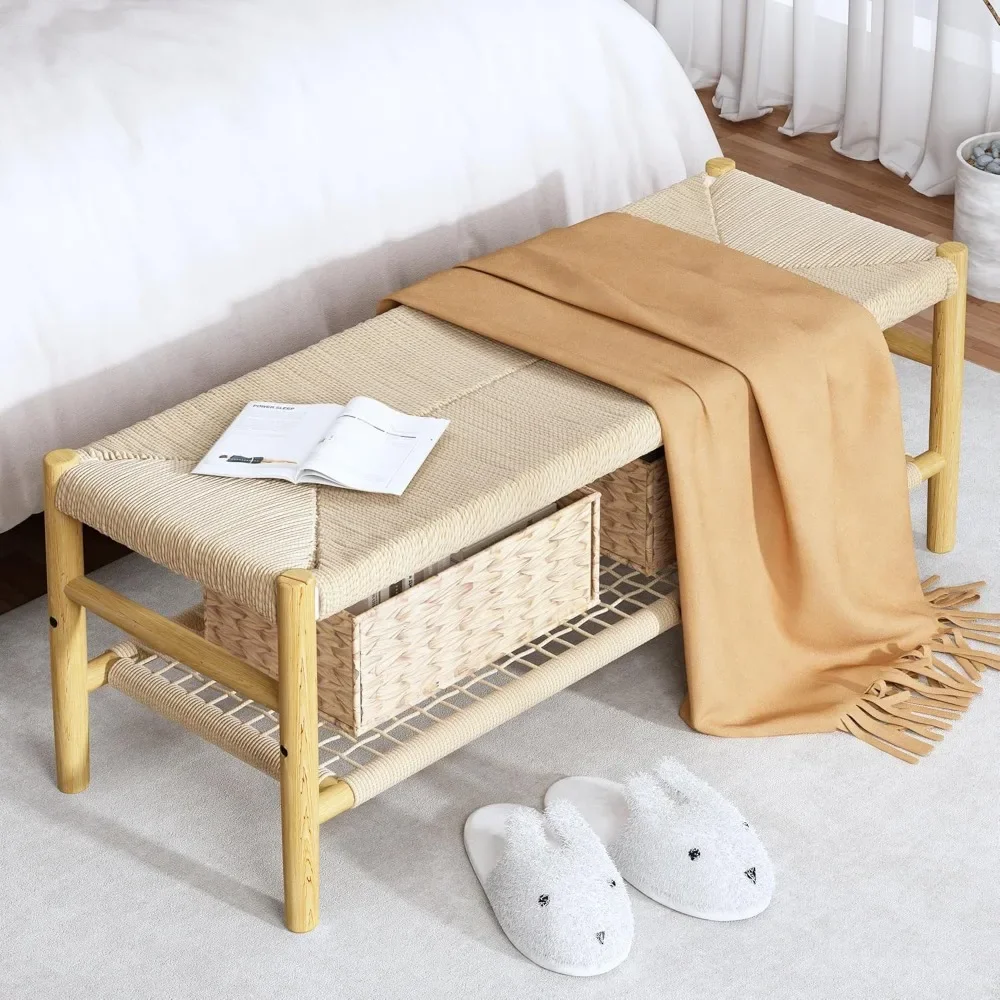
44,450,90,793
277,569,320,933
706,156,736,177
927,242,968,553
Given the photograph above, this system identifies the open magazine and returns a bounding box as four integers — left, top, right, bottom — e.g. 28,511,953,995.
192,398,449,496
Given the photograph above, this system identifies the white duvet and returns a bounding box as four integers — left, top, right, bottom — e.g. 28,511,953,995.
0,0,719,531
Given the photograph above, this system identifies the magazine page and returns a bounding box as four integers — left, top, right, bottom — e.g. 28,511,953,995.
192,401,343,481
300,396,448,495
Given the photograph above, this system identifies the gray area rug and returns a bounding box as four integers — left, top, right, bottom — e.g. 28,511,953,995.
1,357,997,1000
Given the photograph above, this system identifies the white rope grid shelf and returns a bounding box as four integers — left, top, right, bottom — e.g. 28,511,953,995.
106,559,679,793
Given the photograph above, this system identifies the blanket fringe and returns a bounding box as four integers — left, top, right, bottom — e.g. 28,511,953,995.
838,579,1000,763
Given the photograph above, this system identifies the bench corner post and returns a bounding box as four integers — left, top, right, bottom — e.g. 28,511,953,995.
276,568,320,932
927,241,968,553
706,157,736,177
43,449,90,794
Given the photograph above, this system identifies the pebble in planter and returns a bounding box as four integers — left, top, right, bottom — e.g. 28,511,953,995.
967,140,1000,173
954,130,1000,301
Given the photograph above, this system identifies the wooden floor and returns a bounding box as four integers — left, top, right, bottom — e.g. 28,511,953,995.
0,516,129,616
702,90,1000,371
1,96,996,615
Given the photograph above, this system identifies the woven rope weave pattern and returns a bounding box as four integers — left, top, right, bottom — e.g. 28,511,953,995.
58,309,660,621
622,170,955,330
203,492,601,735
56,169,950,624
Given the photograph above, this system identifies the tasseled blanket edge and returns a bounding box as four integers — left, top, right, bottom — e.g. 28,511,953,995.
839,577,1000,763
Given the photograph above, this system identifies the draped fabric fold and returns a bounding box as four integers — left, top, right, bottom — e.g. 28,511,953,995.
379,213,998,760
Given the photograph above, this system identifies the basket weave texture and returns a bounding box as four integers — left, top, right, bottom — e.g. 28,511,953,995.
588,451,675,576
204,491,600,735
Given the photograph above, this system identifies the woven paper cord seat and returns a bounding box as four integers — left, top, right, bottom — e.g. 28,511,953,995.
56,169,944,622
621,169,956,329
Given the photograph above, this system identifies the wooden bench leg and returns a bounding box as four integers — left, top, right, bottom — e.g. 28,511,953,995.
277,569,320,932
927,242,968,554
706,156,736,177
44,450,90,794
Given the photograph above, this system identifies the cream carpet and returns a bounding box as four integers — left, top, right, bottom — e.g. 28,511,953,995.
1,356,997,1000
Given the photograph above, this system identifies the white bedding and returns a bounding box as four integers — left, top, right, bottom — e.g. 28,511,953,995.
0,0,719,532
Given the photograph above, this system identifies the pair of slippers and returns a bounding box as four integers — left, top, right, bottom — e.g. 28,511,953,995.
464,758,774,977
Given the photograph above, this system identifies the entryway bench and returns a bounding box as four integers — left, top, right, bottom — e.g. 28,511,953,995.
44,159,966,931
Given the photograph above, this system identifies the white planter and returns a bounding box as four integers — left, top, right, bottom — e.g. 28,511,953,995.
954,131,1000,301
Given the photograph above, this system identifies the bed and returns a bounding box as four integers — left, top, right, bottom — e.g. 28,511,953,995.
0,0,720,532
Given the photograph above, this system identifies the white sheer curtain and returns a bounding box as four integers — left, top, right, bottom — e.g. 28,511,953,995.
631,0,1000,195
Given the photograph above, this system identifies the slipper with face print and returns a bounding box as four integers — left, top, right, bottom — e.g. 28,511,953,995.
463,799,634,975
544,757,774,921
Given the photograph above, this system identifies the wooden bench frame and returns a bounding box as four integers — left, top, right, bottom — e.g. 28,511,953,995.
44,157,967,933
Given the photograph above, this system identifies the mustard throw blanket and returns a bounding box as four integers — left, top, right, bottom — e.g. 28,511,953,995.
379,214,999,762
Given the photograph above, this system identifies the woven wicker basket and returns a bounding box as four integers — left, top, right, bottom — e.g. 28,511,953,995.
203,490,600,736
587,449,675,575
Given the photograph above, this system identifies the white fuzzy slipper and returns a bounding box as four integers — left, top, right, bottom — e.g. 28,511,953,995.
463,800,634,976
544,758,774,921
